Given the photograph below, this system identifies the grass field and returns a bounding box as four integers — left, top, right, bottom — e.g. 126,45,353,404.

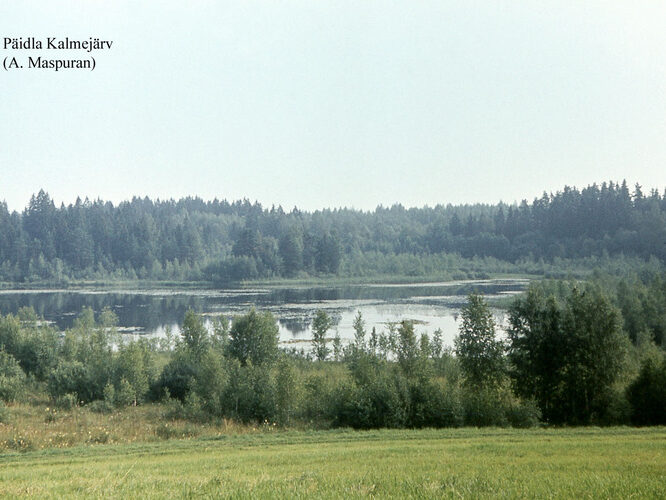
0,427,664,498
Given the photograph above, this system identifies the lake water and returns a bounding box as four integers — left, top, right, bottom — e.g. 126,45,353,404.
0,279,528,348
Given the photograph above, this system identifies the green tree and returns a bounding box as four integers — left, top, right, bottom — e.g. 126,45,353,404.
279,227,303,277
560,286,628,423
332,331,342,361
114,339,155,405
275,357,300,425
227,309,279,366
352,311,366,352
61,307,113,401
233,228,261,258
454,294,505,389
396,321,419,377
0,350,26,402
311,310,332,361
211,316,230,352
507,284,628,424
368,327,378,356
315,231,342,274
626,354,666,425
180,310,209,360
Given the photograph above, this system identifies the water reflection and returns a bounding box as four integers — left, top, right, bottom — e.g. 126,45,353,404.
0,279,526,347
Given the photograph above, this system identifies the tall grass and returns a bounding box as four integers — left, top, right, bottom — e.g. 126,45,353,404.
0,402,261,452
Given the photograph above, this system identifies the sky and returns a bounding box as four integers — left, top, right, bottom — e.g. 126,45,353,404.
1,1,665,212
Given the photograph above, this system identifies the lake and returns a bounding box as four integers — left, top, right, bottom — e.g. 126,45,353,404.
0,279,528,347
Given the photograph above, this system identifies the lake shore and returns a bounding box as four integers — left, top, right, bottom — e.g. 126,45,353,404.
0,272,538,291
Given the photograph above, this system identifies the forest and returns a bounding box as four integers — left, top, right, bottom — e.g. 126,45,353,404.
0,270,664,435
0,179,665,437
1,180,665,283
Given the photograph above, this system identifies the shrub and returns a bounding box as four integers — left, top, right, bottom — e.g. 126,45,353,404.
160,393,209,423
48,361,92,403
182,392,208,422
87,400,114,414
191,350,227,415
55,393,78,410
114,340,155,404
462,388,509,427
0,351,26,402
409,379,463,428
333,370,409,429
506,399,541,428
0,401,10,424
227,309,279,366
103,382,115,406
155,422,180,440
155,353,197,401
115,378,136,407
222,362,276,423
4,434,34,452
86,429,111,444
157,422,199,439
301,372,337,425
626,356,666,425
162,397,186,421
591,387,631,426
275,357,301,426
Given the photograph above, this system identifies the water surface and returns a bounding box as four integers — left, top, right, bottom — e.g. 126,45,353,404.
0,279,528,347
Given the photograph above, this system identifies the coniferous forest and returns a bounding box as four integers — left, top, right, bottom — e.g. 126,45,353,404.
1,180,665,283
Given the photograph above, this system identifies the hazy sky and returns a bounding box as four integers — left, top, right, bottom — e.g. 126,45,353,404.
1,2,665,212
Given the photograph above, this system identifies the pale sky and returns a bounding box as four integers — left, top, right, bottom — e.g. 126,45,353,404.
1,1,665,212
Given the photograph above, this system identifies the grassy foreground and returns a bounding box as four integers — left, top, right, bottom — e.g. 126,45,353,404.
0,427,664,498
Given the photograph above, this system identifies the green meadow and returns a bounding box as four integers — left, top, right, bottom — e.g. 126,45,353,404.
0,427,664,498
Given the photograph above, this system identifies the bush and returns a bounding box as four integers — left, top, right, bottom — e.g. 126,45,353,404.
591,387,631,426
113,340,155,404
87,400,114,414
155,422,181,440
55,393,78,410
4,434,34,452
182,392,208,422
462,388,509,427
155,353,198,401
275,357,301,426
222,362,276,423
0,401,10,424
162,397,186,421
86,429,111,444
0,351,26,402
506,399,541,428
333,370,409,429
161,393,209,423
627,356,666,425
227,309,279,366
44,408,58,423
115,378,136,407
301,372,337,425
155,422,199,440
48,361,92,403
191,350,227,415
409,379,463,428
13,327,59,381
103,382,115,407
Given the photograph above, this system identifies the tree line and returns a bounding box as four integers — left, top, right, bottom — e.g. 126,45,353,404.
1,180,665,282
0,273,664,428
